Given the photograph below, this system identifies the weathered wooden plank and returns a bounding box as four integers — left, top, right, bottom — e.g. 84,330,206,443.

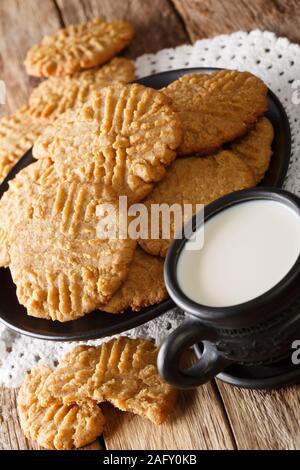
0,385,103,450
172,0,300,44
0,0,63,118
0,386,29,450
217,381,300,450
103,352,236,450
55,0,189,58
0,1,63,448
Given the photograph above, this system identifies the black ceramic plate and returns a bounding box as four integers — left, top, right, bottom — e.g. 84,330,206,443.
0,68,291,341
0,265,174,340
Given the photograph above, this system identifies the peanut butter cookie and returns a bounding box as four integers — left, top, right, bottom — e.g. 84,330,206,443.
102,248,168,313
28,58,135,121
17,365,105,450
33,83,183,203
8,171,136,321
164,70,268,156
1,157,136,321
229,116,274,183
39,337,178,425
0,106,43,183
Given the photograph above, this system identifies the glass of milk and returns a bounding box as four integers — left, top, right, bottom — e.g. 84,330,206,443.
158,188,300,389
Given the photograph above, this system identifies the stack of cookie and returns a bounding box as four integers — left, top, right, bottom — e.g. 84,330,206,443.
0,17,135,182
0,80,181,321
0,18,273,323
17,337,178,449
138,71,273,256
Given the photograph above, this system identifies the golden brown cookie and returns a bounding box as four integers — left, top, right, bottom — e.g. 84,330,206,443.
33,83,183,203
8,168,136,321
0,106,43,183
28,58,135,121
25,18,134,77
39,337,178,425
17,365,105,450
102,248,167,313
0,158,54,268
138,151,256,257
164,70,268,156
229,117,274,183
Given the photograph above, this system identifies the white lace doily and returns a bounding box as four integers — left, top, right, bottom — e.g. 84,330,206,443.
1,30,299,388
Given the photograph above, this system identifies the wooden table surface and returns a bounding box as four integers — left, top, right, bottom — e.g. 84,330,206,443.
1,0,300,451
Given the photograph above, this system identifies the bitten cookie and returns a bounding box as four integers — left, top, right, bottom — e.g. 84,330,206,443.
39,337,178,425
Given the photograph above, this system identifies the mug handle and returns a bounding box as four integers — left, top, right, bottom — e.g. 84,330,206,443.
157,318,233,388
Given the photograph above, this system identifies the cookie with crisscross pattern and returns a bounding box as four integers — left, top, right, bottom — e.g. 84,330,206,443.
8,172,136,321
229,116,274,183
25,18,134,77
1,156,136,321
17,365,105,450
33,83,183,203
39,337,178,425
164,70,268,156
28,58,135,121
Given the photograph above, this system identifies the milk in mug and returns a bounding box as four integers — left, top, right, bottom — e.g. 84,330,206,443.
177,200,300,307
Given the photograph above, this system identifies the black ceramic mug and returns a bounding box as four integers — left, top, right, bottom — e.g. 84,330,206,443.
158,188,300,389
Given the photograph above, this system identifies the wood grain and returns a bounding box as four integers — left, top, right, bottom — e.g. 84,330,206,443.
55,0,189,58
0,386,42,450
217,381,300,450
0,0,62,118
172,0,300,44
